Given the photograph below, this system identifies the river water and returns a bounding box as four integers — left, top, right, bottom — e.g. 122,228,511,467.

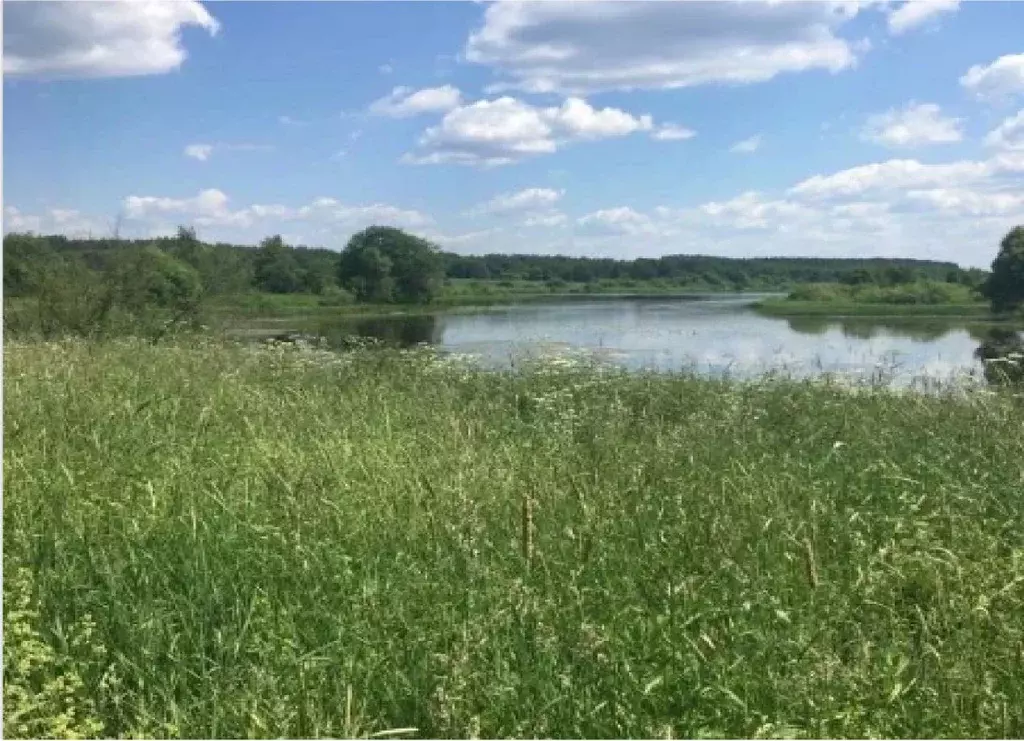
232,294,1007,386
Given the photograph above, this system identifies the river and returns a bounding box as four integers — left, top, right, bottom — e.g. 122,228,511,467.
231,294,1009,387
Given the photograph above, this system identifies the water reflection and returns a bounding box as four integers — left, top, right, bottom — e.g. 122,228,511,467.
975,327,1024,388
229,296,1024,387
785,317,969,343
316,314,442,348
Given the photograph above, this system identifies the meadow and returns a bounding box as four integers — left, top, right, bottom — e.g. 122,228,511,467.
4,337,1024,738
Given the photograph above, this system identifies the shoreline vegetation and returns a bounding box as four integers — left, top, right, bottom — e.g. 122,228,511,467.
5,338,1023,738
752,280,1019,322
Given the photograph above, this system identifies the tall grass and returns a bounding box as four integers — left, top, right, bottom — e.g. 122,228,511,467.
4,338,1023,738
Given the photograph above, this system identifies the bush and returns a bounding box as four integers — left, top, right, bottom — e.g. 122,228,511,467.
787,281,979,305
317,285,357,307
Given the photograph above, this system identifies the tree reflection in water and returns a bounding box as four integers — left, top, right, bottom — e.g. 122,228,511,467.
974,328,1024,388
785,317,961,343
318,314,442,349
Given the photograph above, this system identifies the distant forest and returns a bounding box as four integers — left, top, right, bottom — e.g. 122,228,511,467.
3,229,987,300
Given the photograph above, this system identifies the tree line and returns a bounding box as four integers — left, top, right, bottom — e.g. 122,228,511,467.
4,225,989,305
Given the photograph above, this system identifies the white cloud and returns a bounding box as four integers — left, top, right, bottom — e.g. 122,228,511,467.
184,144,214,162
578,207,659,236
471,188,564,215
904,188,1024,216
730,135,762,154
788,154,1024,199
464,1,866,94
123,188,254,228
422,228,503,247
553,97,653,138
279,115,307,126
652,124,697,142
119,190,431,238
3,0,219,80
861,102,962,148
523,212,568,228
184,142,273,161
3,206,43,233
295,198,432,228
369,85,463,117
3,206,105,237
379,62,393,75
984,109,1024,151
697,191,816,229
961,54,1024,102
407,95,655,166
467,187,567,227
887,0,960,35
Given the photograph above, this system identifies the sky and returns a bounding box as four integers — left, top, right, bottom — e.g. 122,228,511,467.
3,0,1024,268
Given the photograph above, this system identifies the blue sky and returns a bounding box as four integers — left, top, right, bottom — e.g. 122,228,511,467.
4,1,1024,267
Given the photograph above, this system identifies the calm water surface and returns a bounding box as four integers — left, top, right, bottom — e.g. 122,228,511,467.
235,294,999,385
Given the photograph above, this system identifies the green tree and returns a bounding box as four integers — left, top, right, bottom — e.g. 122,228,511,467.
339,226,443,304
3,233,57,296
106,245,204,319
983,225,1024,314
254,235,302,293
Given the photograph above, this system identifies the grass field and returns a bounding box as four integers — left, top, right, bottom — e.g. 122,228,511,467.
4,338,1024,738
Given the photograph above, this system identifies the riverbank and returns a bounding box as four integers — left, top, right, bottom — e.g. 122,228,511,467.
5,338,1022,738
207,287,775,320
753,297,995,318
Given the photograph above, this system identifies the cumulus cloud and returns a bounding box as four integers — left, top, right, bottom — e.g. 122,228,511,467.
467,187,567,227
294,197,432,228
3,206,43,233
652,124,697,142
861,102,963,148
985,109,1024,151
369,85,463,117
3,205,105,237
904,188,1024,216
730,135,762,154
887,0,960,35
405,95,654,166
578,207,659,236
564,146,1024,265
118,189,431,239
3,0,219,79
788,155,1023,199
183,142,273,161
961,54,1024,102
184,144,214,161
523,212,569,228
470,188,564,215
464,1,866,94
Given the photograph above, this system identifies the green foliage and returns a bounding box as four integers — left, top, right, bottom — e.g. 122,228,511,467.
975,327,1024,388
785,281,980,306
3,240,204,340
3,567,105,739
983,225,1024,314
106,245,204,317
3,232,62,296
253,235,303,294
339,226,443,304
7,231,982,304
4,339,1024,738
443,252,972,290
33,256,115,338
